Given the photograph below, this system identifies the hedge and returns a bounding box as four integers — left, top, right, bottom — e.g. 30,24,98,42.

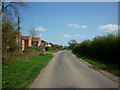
72,34,119,64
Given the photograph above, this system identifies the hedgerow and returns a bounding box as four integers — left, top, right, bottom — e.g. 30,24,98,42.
72,34,119,64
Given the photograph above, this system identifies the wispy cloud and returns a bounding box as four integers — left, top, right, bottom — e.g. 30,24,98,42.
98,24,119,32
64,34,86,38
64,34,79,38
35,26,48,31
66,24,87,28
37,34,44,38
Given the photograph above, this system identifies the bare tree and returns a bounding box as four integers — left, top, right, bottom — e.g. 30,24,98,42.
29,27,39,46
0,2,26,17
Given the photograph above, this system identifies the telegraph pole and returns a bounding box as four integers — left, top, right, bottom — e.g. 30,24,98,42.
2,2,4,13
18,16,20,51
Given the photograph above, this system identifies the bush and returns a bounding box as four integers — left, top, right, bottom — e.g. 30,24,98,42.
26,47,43,52
72,34,119,64
2,48,38,64
2,16,18,59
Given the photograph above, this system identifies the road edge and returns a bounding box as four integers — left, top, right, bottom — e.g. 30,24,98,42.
28,51,62,88
70,51,119,83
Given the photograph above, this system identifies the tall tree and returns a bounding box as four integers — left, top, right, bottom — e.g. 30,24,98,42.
1,1,27,59
2,16,18,59
1,1,27,50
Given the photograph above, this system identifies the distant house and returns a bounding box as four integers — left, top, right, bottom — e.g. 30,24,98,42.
32,38,41,47
16,35,51,51
40,40,47,47
21,36,32,47
21,40,25,51
40,40,51,47
47,43,52,47
19,36,32,51
21,36,41,47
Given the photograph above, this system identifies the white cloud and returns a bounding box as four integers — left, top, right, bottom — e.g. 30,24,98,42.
64,34,86,38
35,26,47,31
37,34,44,37
64,34,71,38
98,24,119,32
66,24,87,28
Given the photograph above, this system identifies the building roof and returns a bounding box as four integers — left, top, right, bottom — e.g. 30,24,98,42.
21,36,31,40
41,40,48,43
33,38,40,41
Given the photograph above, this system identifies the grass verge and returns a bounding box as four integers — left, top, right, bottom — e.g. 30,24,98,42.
73,53,120,76
2,54,53,88
45,50,60,53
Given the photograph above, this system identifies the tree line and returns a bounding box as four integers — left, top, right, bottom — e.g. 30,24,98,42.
72,34,119,65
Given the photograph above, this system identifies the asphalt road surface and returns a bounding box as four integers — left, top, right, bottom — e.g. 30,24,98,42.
29,50,118,88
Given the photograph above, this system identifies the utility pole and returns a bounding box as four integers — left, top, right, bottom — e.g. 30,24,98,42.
2,2,4,13
18,16,21,51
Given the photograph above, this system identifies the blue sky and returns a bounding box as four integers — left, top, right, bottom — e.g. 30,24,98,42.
19,2,118,46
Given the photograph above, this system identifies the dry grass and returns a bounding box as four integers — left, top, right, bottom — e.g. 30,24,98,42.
2,48,38,64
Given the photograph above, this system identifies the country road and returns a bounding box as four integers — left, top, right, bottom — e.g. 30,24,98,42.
29,50,118,88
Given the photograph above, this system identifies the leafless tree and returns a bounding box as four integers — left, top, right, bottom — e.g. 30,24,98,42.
0,2,26,17
29,27,39,46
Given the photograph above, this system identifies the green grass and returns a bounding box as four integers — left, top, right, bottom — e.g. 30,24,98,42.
45,49,60,53
74,53,120,76
2,54,53,88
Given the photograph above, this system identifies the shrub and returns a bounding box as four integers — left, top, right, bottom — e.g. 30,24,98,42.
2,48,40,64
72,34,119,64
26,47,43,52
